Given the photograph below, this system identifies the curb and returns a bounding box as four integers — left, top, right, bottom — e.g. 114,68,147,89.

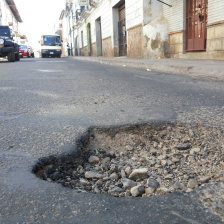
72,56,224,81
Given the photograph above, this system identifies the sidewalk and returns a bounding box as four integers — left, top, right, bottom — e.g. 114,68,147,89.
73,56,224,80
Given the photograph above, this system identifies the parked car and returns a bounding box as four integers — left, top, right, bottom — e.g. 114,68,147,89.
19,45,30,58
28,46,34,58
0,25,20,62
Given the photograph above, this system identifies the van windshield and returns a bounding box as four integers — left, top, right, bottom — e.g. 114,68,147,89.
42,36,61,46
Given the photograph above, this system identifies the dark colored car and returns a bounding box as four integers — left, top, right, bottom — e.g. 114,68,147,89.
19,45,30,58
0,25,20,62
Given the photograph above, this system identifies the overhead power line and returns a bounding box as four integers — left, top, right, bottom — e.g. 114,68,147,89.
156,0,172,7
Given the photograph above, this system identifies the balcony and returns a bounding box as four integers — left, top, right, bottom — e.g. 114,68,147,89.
89,0,101,7
80,9,90,19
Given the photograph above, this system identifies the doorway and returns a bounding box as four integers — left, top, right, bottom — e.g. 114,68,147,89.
118,3,127,56
87,23,92,56
95,17,102,56
186,0,208,51
75,36,78,56
81,30,84,55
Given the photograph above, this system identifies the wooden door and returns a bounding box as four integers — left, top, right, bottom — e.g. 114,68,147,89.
118,4,127,56
186,0,207,51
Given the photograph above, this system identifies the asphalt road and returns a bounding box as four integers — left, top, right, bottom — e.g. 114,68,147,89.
0,57,224,224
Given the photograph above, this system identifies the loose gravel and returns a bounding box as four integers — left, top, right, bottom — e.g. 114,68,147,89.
33,122,224,200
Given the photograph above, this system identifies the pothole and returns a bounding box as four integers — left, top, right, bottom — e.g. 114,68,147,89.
33,122,224,198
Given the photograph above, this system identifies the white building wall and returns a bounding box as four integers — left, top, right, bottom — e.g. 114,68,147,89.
80,23,87,47
208,0,224,25
75,0,143,49
142,0,169,58
0,0,22,36
1,0,9,25
126,0,143,29
0,0,2,25
100,1,112,39
111,0,120,7
77,0,113,48
162,0,184,33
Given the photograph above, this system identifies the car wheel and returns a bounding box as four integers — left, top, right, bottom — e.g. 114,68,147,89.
15,52,20,61
8,52,15,62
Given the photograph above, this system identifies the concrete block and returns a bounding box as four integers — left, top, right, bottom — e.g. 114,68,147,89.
207,27,215,40
207,39,224,51
207,24,224,40
170,44,183,54
214,24,224,38
169,32,183,45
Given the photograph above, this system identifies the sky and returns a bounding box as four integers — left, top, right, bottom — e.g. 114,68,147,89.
14,0,66,48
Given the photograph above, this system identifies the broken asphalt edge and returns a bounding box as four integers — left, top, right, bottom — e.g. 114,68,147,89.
71,56,224,81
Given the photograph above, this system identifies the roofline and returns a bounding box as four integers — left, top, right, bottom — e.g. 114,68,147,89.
6,0,23,23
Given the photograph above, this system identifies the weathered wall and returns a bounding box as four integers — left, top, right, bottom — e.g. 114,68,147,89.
83,46,88,56
206,0,224,59
142,0,169,58
206,22,224,59
91,42,97,56
160,0,184,58
102,36,113,56
79,48,84,56
169,31,184,58
127,24,143,58
125,0,144,57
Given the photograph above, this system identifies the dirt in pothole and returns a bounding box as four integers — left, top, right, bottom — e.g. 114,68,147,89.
33,122,224,199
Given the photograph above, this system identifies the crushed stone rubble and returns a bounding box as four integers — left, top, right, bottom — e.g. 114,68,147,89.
37,123,224,200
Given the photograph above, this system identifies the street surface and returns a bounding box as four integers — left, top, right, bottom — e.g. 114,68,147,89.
0,57,224,223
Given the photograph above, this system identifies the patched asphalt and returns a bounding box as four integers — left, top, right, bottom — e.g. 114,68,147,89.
0,57,224,223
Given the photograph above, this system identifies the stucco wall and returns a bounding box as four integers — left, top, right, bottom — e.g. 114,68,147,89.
142,0,169,58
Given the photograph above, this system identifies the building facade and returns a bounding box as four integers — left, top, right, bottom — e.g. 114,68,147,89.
65,0,224,60
0,0,24,43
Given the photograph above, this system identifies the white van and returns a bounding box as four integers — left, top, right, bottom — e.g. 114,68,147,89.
40,35,62,58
